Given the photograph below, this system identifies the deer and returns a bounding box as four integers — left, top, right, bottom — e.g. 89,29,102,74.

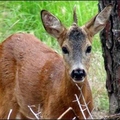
0,5,112,119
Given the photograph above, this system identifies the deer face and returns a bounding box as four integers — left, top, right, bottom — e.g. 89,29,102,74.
60,25,92,82
41,5,112,83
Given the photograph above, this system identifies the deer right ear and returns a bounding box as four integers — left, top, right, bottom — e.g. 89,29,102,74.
41,10,65,39
85,4,112,36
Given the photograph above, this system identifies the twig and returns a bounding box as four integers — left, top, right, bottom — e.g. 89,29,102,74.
37,104,41,118
75,94,86,119
28,105,40,119
57,107,73,120
72,116,78,120
75,84,93,119
57,107,79,120
7,109,13,120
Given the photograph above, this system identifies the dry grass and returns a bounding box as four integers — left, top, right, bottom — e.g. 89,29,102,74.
88,42,109,118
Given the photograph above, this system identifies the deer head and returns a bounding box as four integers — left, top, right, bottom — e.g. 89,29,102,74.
41,5,112,83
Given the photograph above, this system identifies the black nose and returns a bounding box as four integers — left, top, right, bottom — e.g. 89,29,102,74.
71,69,86,81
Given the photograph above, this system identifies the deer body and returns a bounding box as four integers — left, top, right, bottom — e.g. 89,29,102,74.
0,5,112,119
0,33,92,119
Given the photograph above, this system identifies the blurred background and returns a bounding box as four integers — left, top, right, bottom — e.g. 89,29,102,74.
0,1,108,118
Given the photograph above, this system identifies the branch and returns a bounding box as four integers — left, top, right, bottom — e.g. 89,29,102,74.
7,109,13,120
28,104,41,119
57,107,79,120
75,94,86,119
75,84,93,119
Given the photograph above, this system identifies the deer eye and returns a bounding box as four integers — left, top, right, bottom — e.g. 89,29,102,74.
86,46,92,54
62,47,69,54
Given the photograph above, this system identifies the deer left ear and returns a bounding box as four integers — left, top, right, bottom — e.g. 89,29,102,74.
85,4,113,36
41,10,65,39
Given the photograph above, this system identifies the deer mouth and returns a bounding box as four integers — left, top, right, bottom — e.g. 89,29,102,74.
73,76,84,81
71,75,85,83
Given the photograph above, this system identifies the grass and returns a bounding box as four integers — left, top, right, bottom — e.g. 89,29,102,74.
0,1,108,118
0,1,99,50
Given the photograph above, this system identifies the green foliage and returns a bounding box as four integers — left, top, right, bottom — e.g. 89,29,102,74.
0,1,98,50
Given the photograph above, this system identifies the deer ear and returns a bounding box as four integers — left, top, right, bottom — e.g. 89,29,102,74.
41,10,65,39
85,4,112,36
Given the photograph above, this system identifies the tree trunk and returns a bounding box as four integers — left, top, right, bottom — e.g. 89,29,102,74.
99,0,120,114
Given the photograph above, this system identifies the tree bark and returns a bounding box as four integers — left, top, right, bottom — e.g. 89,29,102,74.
99,0,120,114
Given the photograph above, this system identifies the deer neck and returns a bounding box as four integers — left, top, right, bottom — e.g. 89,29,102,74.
59,66,86,102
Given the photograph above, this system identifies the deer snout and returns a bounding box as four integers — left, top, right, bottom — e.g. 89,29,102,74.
71,68,86,82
